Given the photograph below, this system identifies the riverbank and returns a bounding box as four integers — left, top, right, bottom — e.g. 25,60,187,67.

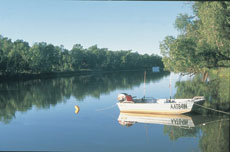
0,68,159,81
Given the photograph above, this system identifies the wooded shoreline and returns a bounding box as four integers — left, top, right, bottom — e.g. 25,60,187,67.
0,35,164,79
0,68,158,81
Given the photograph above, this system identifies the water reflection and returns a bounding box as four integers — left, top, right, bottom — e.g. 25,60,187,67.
175,68,230,114
117,112,228,128
118,112,229,152
199,118,229,152
118,113,195,128
164,116,229,152
0,71,169,124
0,70,229,151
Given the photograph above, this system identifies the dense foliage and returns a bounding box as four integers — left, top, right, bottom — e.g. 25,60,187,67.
160,2,230,76
0,35,163,75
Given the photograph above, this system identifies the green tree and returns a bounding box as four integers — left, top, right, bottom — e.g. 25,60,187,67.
0,36,13,74
160,2,230,76
60,48,72,71
71,44,86,70
7,40,30,73
30,42,60,73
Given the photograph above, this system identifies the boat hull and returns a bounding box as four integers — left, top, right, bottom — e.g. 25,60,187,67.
117,102,194,114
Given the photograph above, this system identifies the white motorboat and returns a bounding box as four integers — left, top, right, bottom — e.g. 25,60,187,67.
117,93,205,114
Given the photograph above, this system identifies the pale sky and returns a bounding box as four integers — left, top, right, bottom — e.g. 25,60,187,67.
0,0,193,55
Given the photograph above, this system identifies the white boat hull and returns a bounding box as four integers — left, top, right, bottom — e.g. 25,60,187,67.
117,99,196,114
117,94,205,114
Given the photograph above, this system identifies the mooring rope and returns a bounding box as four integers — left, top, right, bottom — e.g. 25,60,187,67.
96,104,117,112
194,103,230,115
197,118,230,127
179,118,230,130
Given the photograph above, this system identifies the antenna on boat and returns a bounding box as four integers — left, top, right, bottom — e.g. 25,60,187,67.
144,70,146,98
169,72,172,100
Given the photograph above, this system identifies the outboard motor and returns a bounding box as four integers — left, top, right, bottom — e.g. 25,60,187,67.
117,93,133,102
117,93,127,102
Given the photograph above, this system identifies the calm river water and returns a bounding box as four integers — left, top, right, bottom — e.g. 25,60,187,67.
0,71,229,151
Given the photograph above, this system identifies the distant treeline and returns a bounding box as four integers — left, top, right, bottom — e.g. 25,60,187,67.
0,35,164,76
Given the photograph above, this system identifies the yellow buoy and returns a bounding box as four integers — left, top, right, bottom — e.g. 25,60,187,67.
75,105,80,114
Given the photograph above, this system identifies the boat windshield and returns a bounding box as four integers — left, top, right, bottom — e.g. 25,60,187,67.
133,97,157,103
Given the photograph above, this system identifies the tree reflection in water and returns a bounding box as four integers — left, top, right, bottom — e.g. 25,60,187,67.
175,68,230,114
0,71,169,124
164,117,229,152
164,68,230,152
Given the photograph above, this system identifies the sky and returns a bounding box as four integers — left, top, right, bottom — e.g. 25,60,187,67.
0,0,193,55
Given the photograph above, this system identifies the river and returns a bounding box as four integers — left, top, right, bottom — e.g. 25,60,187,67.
0,70,229,151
